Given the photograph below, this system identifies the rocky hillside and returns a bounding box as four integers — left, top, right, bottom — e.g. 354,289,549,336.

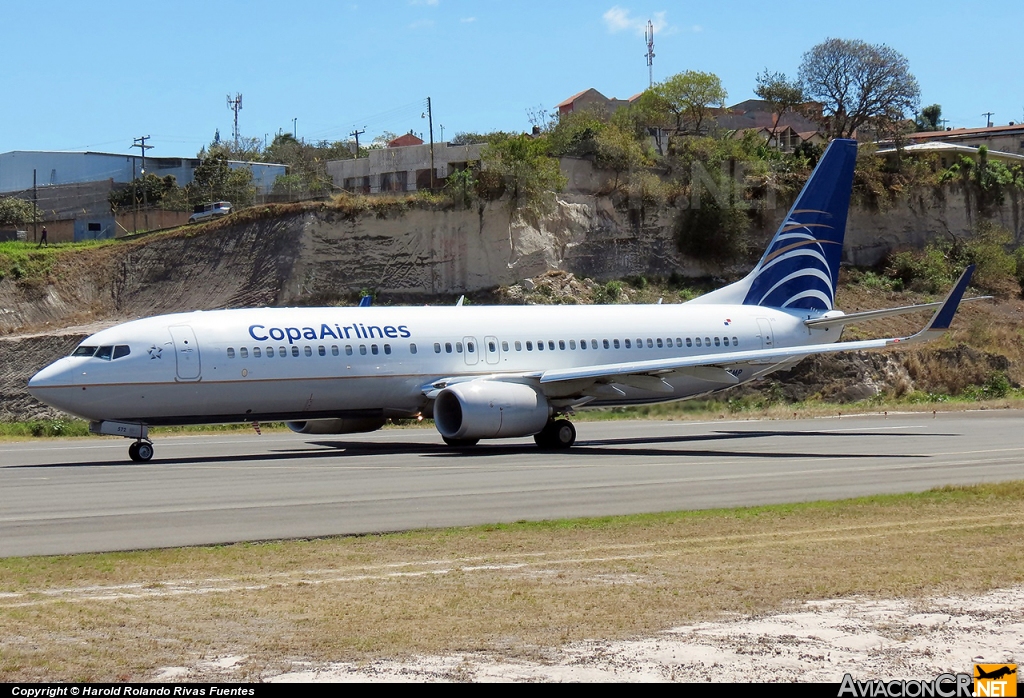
1,192,1022,423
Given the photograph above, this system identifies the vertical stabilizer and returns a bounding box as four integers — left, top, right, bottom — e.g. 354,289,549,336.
688,138,858,310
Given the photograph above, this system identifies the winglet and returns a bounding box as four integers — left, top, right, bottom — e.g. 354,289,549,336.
900,265,974,343
358,295,372,307
926,265,974,331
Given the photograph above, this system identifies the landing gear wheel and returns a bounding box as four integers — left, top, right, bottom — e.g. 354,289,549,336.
534,419,576,450
129,441,154,462
443,436,479,448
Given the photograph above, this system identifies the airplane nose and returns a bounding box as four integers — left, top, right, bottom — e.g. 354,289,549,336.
28,359,75,392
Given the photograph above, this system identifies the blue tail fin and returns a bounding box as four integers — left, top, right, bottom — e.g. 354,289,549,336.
687,138,858,310
742,138,858,310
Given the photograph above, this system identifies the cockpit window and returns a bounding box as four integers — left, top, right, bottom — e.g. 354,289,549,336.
72,346,97,357
95,346,114,360
113,345,131,359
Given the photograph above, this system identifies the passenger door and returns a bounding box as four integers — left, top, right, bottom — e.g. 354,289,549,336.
168,325,202,381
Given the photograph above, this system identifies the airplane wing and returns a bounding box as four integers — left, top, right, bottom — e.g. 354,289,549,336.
538,266,975,388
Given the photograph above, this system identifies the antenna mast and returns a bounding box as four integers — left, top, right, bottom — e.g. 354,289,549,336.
226,93,243,149
645,20,655,88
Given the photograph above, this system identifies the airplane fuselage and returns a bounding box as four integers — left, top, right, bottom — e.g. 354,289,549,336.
28,303,827,425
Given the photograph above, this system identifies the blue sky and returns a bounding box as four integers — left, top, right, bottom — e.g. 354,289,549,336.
2,0,1021,158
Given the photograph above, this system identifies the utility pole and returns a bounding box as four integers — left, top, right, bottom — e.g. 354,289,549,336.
292,117,297,140
645,20,655,88
227,93,243,149
439,124,445,143
32,169,38,243
132,136,152,230
350,128,365,158
424,97,435,189
982,111,995,128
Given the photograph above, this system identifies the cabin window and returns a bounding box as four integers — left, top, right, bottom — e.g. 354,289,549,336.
515,341,522,351
665,338,673,348
646,338,653,348
434,343,441,353
467,341,475,353
345,345,353,356
95,346,114,360
456,342,463,353
591,339,598,349
714,337,721,347
252,347,261,358
489,341,497,352
500,341,508,351
636,338,642,347
655,339,662,348
383,344,391,355
546,341,553,350
318,346,326,356
579,340,586,350
279,346,287,357
239,347,248,359
559,340,566,350
686,338,692,347
266,347,274,357
733,336,738,345
72,346,97,357
705,337,711,346
695,338,701,347
227,348,235,359
722,337,729,346
410,343,418,354
292,346,300,357
371,344,379,355
676,337,683,346
445,342,453,353
613,339,620,349
537,341,544,351
359,345,367,355
332,345,339,356
526,341,533,351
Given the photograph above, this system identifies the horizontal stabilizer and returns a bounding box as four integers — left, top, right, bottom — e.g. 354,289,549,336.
805,294,990,330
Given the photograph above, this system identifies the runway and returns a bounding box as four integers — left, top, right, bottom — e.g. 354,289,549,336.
1,411,1022,557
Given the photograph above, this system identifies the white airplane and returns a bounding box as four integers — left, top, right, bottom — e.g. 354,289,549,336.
29,139,975,462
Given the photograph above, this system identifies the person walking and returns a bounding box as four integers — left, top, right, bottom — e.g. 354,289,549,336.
37,226,48,247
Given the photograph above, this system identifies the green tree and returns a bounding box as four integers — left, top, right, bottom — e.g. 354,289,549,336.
0,197,39,227
186,153,256,206
799,38,920,139
754,69,805,145
108,174,182,211
547,109,606,158
916,104,942,132
480,134,567,215
263,134,344,196
649,70,728,135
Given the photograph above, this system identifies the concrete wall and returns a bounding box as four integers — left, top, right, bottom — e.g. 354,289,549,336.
327,143,483,193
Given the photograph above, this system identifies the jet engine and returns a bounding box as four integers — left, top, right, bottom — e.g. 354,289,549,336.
434,380,550,441
286,417,387,434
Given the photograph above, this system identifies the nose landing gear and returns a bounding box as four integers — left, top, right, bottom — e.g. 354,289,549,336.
128,440,154,462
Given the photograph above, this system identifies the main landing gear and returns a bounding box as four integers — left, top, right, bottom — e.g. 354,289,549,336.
128,440,155,462
534,418,576,450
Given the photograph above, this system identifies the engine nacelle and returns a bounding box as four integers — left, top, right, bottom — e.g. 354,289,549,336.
434,380,550,440
286,417,386,434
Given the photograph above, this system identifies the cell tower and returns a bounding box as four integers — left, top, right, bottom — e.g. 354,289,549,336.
645,20,655,87
226,93,243,149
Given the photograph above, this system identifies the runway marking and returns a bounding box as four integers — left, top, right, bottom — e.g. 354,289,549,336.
2,512,1020,608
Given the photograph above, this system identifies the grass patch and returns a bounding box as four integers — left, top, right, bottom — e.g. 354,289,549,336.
0,482,1021,681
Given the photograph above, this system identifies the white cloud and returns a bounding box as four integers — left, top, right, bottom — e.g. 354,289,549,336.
602,7,671,36
460,16,476,23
